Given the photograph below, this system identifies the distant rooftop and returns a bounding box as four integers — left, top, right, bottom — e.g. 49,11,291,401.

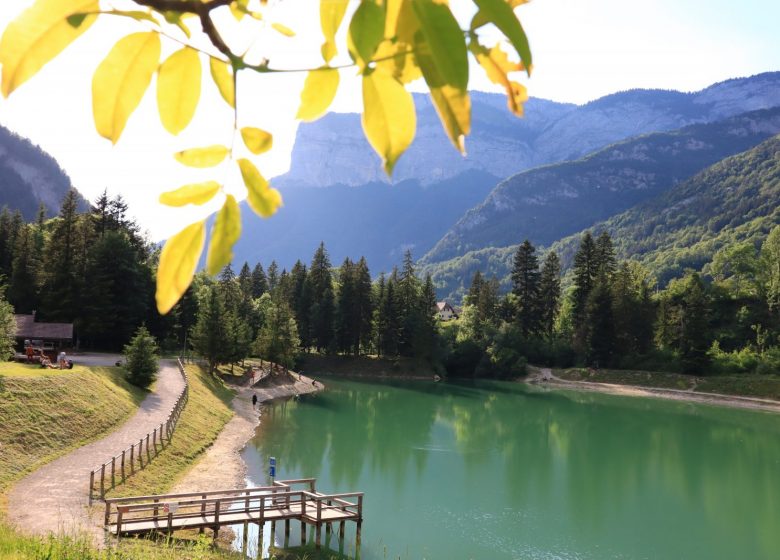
14,314,74,341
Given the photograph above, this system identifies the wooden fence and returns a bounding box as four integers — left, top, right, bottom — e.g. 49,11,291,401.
88,358,189,504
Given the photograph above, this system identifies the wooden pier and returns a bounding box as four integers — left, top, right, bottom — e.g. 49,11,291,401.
104,479,363,552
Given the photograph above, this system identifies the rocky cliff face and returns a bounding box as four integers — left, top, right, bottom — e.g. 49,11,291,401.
277,72,780,189
421,107,780,266
0,125,85,220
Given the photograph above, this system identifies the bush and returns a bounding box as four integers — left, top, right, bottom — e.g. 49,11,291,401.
123,326,159,388
708,341,761,374
756,347,780,375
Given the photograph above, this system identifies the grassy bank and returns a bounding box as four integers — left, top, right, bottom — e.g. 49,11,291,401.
299,354,437,379
555,368,780,400
0,363,145,497
106,364,234,498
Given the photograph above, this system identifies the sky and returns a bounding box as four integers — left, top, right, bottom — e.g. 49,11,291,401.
0,0,778,240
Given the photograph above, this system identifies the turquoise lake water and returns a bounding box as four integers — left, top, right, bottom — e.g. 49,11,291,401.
240,378,780,559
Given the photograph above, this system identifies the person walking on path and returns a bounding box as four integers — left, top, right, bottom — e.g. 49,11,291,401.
57,350,67,370
252,393,258,409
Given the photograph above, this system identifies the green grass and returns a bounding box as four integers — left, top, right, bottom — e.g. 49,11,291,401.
0,361,93,378
106,364,235,498
0,365,146,496
555,367,780,400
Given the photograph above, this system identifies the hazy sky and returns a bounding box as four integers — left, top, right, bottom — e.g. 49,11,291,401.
0,0,778,240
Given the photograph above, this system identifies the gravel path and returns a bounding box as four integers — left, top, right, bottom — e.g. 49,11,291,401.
7,360,185,540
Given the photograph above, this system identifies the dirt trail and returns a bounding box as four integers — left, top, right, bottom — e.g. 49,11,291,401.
7,361,185,540
170,373,321,494
525,366,780,413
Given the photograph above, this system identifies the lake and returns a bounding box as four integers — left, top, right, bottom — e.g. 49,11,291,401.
240,378,780,559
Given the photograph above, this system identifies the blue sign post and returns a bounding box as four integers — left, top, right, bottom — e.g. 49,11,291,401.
269,456,276,482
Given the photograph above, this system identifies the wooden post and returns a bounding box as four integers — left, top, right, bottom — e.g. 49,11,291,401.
121,451,126,482
111,457,116,488
270,521,276,545
138,439,144,468
152,428,157,452
213,499,221,541
167,511,173,536
285,519,290,540
130,445,135,474
153,498,159,519
116,508,123,541
89,471,95,505
199,494,206,534
242,521,249,555
356,520,362,549
301,520,307,545
339,521,345,540
145,434,151,462
100,464,105,497
315,499,322,549
104,501,111,527
257,521,264,556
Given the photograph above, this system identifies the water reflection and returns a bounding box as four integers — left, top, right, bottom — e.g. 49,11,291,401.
243,379,780,560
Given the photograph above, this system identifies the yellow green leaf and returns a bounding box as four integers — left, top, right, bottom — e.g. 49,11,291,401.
157,47,201,135
206,194,241,275
102,10,160,25
0,0,99,97
156,220,206,314
320,0,348,62
296,68,340,122
159,181,221,207
163,11,192,38
229,0,248,21
271,22,295,37
240,127,273,155
361,68,416,175
374,39,421,84
92,32,160,144
416,40,470,152
469,41,527,116
471,0,529,30
347,1,384,69
412,0,468,90
209,58,235,108
174,145,229,168
472,0,532,74
238,159,283,218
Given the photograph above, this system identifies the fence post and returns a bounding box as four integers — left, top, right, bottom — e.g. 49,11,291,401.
121,451,126,481
100,464,105,498
130,444,135,474
89,470,94,505
111,457,116,489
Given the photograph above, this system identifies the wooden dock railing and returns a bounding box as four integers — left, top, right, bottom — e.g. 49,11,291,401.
89,358,189,504
104,479,364,551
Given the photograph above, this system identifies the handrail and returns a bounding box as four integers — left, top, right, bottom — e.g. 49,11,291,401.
89,358,190,504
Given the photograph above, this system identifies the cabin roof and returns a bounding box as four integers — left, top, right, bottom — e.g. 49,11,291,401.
14,315,74,341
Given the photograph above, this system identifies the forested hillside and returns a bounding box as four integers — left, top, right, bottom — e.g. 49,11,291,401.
425,133,780,301
551,134,780,284
278,72,780,189
422,108,780,271
0,125,87,219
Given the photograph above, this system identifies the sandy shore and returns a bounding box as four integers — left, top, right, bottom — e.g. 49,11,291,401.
170,372,322,495
526,367,780,414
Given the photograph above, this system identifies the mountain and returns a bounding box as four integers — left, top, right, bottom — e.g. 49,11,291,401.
424,133,780,302
277,72,780,189
0,125,87,220
422,107,780,265
216,170,498,274
550,134,780,285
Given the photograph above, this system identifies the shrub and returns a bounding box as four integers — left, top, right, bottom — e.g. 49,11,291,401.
123,326,159,388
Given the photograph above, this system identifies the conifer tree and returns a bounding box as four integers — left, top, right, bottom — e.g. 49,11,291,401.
190,285,229,373
595,231,617,279
335,257,356,354
254,299,300,369
413,274,439,360
354,257,375,355
238,262,253,300
511,240,541,336
0,287,16,360
397,250,421,354
290,261,311,350
267,261,279,292
8,225,37,313
586,281,614,367
123,325,159,388
538,251,561,339
309,243,335,351
572,232,598,348
466,270,484,306
679,273,711,373
42,190,81,321
251,263,269,298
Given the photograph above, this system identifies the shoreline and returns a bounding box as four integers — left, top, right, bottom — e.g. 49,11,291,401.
525,368,780,414
170,372,322,496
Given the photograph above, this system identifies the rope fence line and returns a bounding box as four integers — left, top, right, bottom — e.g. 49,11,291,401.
88,358,189,504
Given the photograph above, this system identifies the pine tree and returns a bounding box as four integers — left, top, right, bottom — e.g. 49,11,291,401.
611,262,655,357
572,231,598,349
42,190,82,321
253,300,300,369
267,261,279,292
238,262,253,299
412,274,439,360
354,257,374,355
8,225,38,313
595,231,617,279
377,277,400,356
190,285,230,373
466,270,484,306
309,243,335,351
289,261,311,350
251,263,269,298
511,240,541,336
761,226,780,316
123,325,159,388
679,273,711,373
586,282,614,367
335,257,356,354
538,251,561,339
397,250,420,355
